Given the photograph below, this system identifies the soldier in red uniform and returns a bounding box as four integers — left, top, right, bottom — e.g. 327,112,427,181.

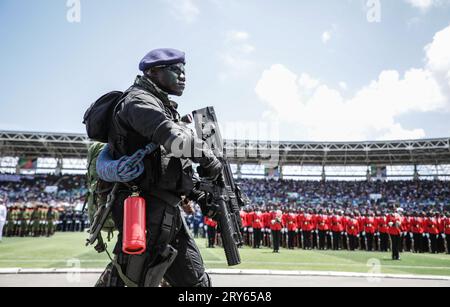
443,212,450,254
377,213,390,252
285,209,298,249
425,212,440,254
410,212,424,253
436,212,445,253
316,209,330,250
252,208,264,248
240,208,249,246
325,209,333,250
331,210,344,250
356,212,366,251
402,212,412,252
363,212,377,252
311,210,319,249
388,211,403,260
346,213,360,251
204,216,217,248
341,212,349,250
302,209,314,250
296,208,305,249
270,210,283,253
262,207,272,247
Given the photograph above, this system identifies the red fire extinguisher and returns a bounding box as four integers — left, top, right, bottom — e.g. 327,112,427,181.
123,190,146,255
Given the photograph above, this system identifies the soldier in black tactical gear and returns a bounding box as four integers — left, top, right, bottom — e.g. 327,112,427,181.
97,48,222,287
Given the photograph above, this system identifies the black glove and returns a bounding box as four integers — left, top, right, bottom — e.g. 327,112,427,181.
197,158,223,180
189,189,219,219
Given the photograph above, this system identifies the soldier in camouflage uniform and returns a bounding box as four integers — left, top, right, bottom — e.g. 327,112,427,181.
46,206,57,237
30,205,40,237
10,205,19,237
17,206,26,237
6,205,16,237
40,205,49,236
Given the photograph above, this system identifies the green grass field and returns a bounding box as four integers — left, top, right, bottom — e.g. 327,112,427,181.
1,232,450,276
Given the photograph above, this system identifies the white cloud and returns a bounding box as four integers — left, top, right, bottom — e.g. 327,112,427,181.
255,25,450,142
339,82,348,91
405,0,435,10
299,74,320,90
425,25,450,72
226,31,249,42
321,25,338,45
219,31,256,81
425,24,450,108
322,31,331,44
165,0,200,24
405,0,450,10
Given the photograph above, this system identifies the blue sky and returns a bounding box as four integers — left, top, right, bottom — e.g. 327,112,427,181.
1,0,450,141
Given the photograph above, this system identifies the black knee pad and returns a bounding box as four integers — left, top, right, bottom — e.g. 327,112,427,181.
95,262,114,287
194,272,212,288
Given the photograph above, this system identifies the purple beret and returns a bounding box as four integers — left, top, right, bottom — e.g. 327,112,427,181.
139,48,186,72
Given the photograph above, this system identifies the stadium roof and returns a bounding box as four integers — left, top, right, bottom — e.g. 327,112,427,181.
1,130,450,166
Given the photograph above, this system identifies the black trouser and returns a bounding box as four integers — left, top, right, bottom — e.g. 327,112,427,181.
391,235,401,260
272,230,281,252
413,233,423,253
374,234,380,251
423,235,430,253
404,234,412,252
193,225,199,238
437,235,445,253
266,229,271,247
342,234,348,250
380,233,389,251
108,192,209,287
253,228,262,248
303,231,312,249
288,231,296,249
297,232,303,249
366,233,374,251
207,226,216,248
332,232,341,250
359,233,366,250
430,234,438,253
446,235,450,254
326,232,333,249
348,235,358,251
318,230,327,250
312,231,318,249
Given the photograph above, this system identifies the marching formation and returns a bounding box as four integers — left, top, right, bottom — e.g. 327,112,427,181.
2,204,59,238
234,207,450,258
2,204,87,238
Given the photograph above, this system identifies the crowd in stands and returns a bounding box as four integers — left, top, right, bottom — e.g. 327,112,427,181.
238,179,450,212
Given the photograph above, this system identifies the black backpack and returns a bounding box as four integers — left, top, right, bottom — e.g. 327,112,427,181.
83,91,124,143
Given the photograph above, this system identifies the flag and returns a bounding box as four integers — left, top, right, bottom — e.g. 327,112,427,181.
17,158,38,170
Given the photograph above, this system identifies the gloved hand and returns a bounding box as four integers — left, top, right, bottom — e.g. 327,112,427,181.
197,157,223,180
188,187,219,219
